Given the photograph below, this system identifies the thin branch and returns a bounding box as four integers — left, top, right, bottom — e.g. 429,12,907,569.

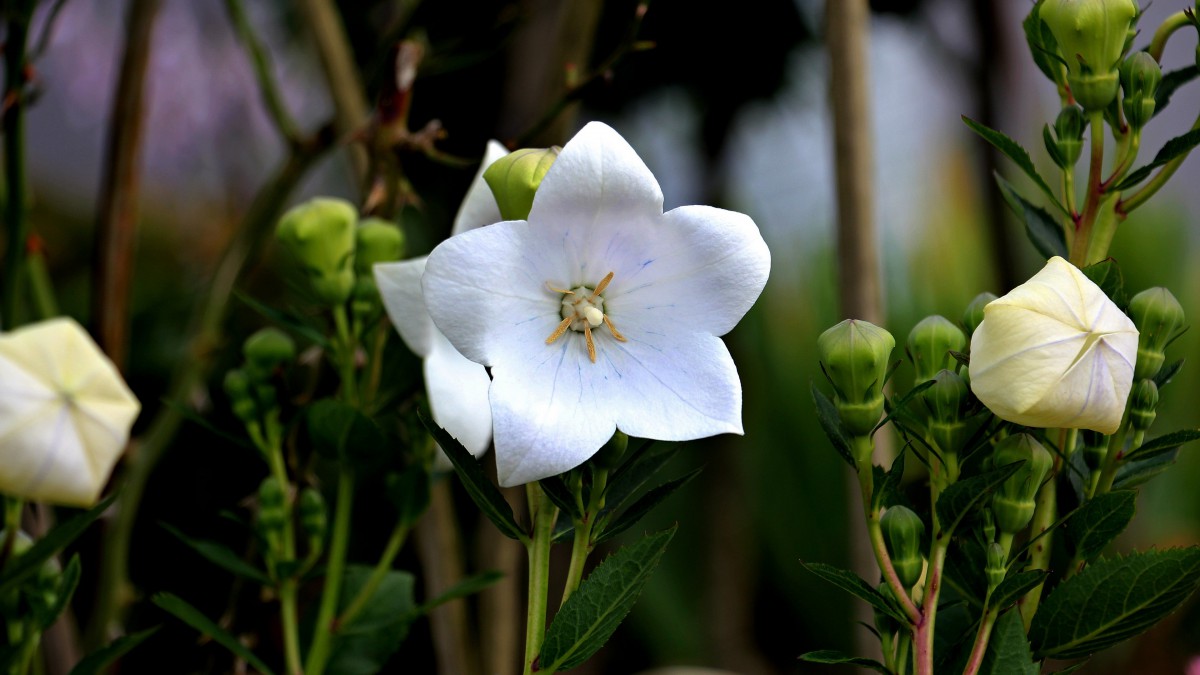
223,0,301,145
30,0,73,59
1,1,36,329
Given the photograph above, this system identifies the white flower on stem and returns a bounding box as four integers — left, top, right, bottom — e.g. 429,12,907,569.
969,256,1138,434
422,122,771,487
0,318,140,506
375,141,508,466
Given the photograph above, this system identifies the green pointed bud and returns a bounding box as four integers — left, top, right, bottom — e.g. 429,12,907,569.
925,370,972,455
1040,0,1138,110
1128,378,1158,431
354,218,405,276
1120,52,1161,129
483,147,560,221
985,542,1008,591
874,583,901,636
963,292,998,337
981,507,997,544
1081,429,1107,470
276,197,357,305
1047,106,1087,168
907,315,967,383
243,328,296,374
594,430,629,469
817,319,895,437
991,433,1054,534
1129,287,1185,380
882,505,925,589
257,477,288,535
298,487,327,546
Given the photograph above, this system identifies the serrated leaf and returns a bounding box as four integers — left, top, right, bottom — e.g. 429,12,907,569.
235,291,328,347
160,523,271,585
812,382,856,469
1113,448,1178,490
872,449,907,511
1030,548,1200,658
1081,259,1126,309
1043,125,1066,167
1050,661,1091,674
1155,65,1200,118
307,399,388,466
995,172,1069,259
416,570,504,614
876,380,935,433
935,462,1023,536
943,537,989,610
68,627,160,675
1114,128,1200,191
1023,5,1065,85
798,650,890,673
965,116,1066,214
801,561,907,624
0,493,116,595
604,441,679,513
978,610,1038,675
539,527,676,671
1153,358,1184,389
990,570,1049,611
152,592,275,675
1122,429,1200,463
595,468,701,545
419,410,526,542
327,566,416,674
1064,491,1136,561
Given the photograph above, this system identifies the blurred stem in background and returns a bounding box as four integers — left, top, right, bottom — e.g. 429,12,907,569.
2,0,35,329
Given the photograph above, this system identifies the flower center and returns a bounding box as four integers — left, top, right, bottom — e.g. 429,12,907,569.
545,271,627,363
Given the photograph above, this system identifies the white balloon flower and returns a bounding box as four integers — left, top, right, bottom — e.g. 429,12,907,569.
969,256,1138,434
422,122,772,487
374,140,509,467
0,317,140,506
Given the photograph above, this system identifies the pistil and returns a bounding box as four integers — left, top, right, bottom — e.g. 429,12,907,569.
544,271,627,363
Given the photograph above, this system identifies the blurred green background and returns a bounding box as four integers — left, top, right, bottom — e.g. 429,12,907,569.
11,0,1200,672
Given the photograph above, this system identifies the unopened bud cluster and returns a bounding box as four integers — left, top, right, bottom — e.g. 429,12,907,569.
990,434,1053,535
224,328,296,426
1039,0,1140,111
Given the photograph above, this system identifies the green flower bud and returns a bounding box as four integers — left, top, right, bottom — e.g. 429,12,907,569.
223,369,257,422
1040,0,1138,110
963,292,998,337
354,218,405,276
1081,429,1107,470
817,319,895,437
298,487,327,545
243,328,296,373
990,434,1054,534
985,542,1008,591
483,147,560,221
257,477,288,535
1120,52,1161,129
1128,378,1158,431
1045,106,1087,168
907,315,967,383
924,370,972,455
593,430,629,469
276,197,357,306
1129,287,1185,380
882,505,925,589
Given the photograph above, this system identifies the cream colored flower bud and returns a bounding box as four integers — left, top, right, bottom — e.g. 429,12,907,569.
0,318,141,506
968,257,1137,434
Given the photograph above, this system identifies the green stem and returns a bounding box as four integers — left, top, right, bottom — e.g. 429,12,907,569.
1020,454,1061,630
337,522,409,628
1095,416,1131,496
2,3,33,329
222,0,301,143
0,499,22,567
263,420,301,675
523,484,558,675
1148,11,1192,62
24,247,59,321
332,305,358,406
962,607,999,675
1070,112,1106,266
279,579,303,675
1061,166,1076,223
913,537,948,675
560,468,607,606
1119,111,1200,214
305,468,355,675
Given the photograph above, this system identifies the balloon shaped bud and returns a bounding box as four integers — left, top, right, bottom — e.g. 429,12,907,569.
276,197,357,306
223,369,257,422
298,487,327,548
964,292,998,337
594,430,630,469
1128,378,1158,432
1045,106,1087,168
483,146,560,221
1129,286,1185,380
354,218,405,275
907,315,967,383
257,477,287,535
924,370,972,455
818,319,895,438
1120,52,1161,130
1040,0,1139,110
882,505,925,589
1081,429,1107,470
986,542,1008,591
243,328,296,375
991,434,1054,534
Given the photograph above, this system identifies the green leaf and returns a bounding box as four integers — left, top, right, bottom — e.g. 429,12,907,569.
978,610,1038,675
539,526,676,671
1153,358,1184,389
1064,491,1136,561
1112,449,1178,490
152,592,275,675
235,291,329,347
995,172,1069,259
539,475,581,520
1154,65,1200,119
1023,6,1065,85
68,627,160,675
1029,548,1200,658
1080,259,1126,309
1122,429,1200,463
604,441,679,513
327,566,416,674
935,462,1023,536
964,116,1066,214
0,493,117,595
872,449,907,511
160,523,271,585
416,570,504,614
30,554,81,630
1114,128,1200,191
595,467,702,544
384,465,431,528
876,380,935,433
990,570,1049,611
798,650,890,673
307,399,388,466
419,409,526,542
1049,661,1091,674
801,561,907,624
812,382,855,469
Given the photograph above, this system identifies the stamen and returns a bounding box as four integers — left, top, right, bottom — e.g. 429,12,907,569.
589,271,615,300
583,321,597,363
545,316,572,344
603,315,627,342
546,281,574,295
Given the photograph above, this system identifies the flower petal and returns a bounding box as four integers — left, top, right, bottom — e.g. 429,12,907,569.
376,258,434,357
450,140,508,236
425,329,493,469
